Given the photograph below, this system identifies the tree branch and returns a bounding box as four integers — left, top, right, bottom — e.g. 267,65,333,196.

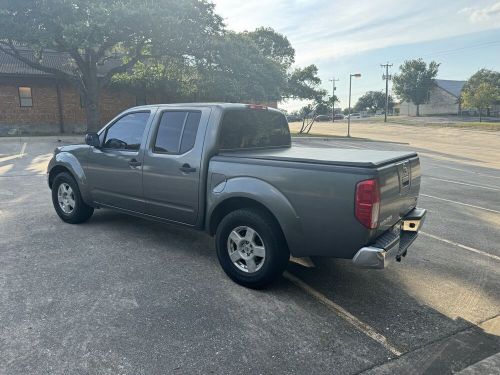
99,44,149,87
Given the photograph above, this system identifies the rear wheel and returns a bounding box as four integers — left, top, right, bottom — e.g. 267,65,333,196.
216,208,289,289
51,172,94,224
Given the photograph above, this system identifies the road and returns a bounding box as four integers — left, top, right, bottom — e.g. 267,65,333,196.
0,132,499,374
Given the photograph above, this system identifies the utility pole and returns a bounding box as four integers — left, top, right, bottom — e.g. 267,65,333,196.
348,73,361,137
329,78,339,122
381,63,393,123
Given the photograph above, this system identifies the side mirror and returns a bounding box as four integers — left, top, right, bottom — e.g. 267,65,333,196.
85,132,101,148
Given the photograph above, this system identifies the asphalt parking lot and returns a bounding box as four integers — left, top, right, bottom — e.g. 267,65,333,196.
0,132,499,374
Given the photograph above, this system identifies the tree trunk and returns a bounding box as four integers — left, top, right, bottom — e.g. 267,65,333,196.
83,76,101,133
479,109,482,123
416,104,420,117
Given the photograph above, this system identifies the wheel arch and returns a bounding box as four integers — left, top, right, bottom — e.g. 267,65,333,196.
48,153,92,205
206,177,305,256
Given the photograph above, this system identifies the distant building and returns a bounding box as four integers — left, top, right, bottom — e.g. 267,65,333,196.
395,79,465,116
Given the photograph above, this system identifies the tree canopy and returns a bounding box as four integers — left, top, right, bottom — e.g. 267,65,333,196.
461,82,499,122
354,91,394,113
0,0,223,130
0,1,324,131
464,69,500,93
392,59,440,116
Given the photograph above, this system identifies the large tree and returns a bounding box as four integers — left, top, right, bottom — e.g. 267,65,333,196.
392,59,440,116
113,27,325,105
0,0,222,131
354,91,394,113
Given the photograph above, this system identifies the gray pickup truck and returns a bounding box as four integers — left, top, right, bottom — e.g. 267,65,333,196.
47,103,426,288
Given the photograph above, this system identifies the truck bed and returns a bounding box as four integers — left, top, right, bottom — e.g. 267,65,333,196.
218,147,417,168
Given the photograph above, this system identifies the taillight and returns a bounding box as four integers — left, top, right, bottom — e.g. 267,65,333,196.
355,179,380,229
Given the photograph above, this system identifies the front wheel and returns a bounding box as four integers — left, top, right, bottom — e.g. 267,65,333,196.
51,172,94,224
215,208,289,289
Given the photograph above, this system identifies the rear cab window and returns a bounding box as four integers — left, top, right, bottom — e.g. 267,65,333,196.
219,108,291,150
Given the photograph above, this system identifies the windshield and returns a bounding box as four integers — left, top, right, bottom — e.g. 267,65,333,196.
219,109,291,150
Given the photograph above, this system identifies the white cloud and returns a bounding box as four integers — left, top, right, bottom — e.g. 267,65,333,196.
460,2,500,24
214,0,500,64
212,0,500,111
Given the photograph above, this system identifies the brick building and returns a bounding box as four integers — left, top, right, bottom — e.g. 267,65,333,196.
0,48,136,135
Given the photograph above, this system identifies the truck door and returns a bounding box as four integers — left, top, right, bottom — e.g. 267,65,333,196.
85,111,152,213
142,108,210,225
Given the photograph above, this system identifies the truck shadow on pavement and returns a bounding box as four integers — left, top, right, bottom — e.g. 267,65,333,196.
84,209,500,374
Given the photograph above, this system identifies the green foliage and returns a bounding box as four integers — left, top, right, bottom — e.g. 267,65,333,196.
245,27,295,70
0,0,223,130
196,32,286,102
354,91,394,112
287,65,326,100
393,59,440,116
0,2,324,128
114,28,325,104
463,69,500,103
461,82,499,121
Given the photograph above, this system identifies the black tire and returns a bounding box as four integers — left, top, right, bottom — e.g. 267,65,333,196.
215,208,289,289
51,172,94,224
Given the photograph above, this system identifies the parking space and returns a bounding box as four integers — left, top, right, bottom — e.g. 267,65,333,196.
0,131,499,374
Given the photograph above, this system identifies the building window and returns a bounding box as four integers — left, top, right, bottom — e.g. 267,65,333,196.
18,87,33,107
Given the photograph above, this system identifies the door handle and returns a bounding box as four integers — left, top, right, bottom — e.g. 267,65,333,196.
179,163,196,173
128,158,142,167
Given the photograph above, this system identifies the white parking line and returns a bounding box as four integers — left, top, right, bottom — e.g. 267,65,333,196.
18,142,27,157
420,194,500,214
425,176,500,192
283,271,403,357
425,163,500,179
420,232,500,262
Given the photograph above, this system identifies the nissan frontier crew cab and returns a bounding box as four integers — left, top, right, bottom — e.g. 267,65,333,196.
47,103,426,288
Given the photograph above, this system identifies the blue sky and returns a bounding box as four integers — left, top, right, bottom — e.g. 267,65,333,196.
213,0,500,111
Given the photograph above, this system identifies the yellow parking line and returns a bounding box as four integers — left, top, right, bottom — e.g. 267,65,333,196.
284,271,403,357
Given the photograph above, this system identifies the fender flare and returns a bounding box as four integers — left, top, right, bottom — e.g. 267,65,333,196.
207,177,305,256
48,152,92,205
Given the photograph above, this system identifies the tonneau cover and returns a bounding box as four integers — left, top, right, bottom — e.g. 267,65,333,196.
217,147,417,168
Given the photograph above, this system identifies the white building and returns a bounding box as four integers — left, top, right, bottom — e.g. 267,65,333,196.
396,79,465,116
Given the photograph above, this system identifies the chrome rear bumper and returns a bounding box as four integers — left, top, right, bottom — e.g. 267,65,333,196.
352,207,426,269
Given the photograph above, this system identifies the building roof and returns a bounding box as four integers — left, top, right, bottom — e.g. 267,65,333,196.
435,79,466,98
0,47,122,77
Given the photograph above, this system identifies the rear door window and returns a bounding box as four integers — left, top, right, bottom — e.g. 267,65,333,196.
154,111,201,154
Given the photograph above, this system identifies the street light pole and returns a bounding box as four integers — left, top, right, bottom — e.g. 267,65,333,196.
348,73,361,138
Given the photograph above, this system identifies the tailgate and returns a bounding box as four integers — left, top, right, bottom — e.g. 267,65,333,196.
376,156,421,233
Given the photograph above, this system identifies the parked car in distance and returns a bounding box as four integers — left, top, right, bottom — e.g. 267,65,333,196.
47,103,426,289
333,114,345,120
346,113,361,119
314,114,331,122
286,115,302,122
